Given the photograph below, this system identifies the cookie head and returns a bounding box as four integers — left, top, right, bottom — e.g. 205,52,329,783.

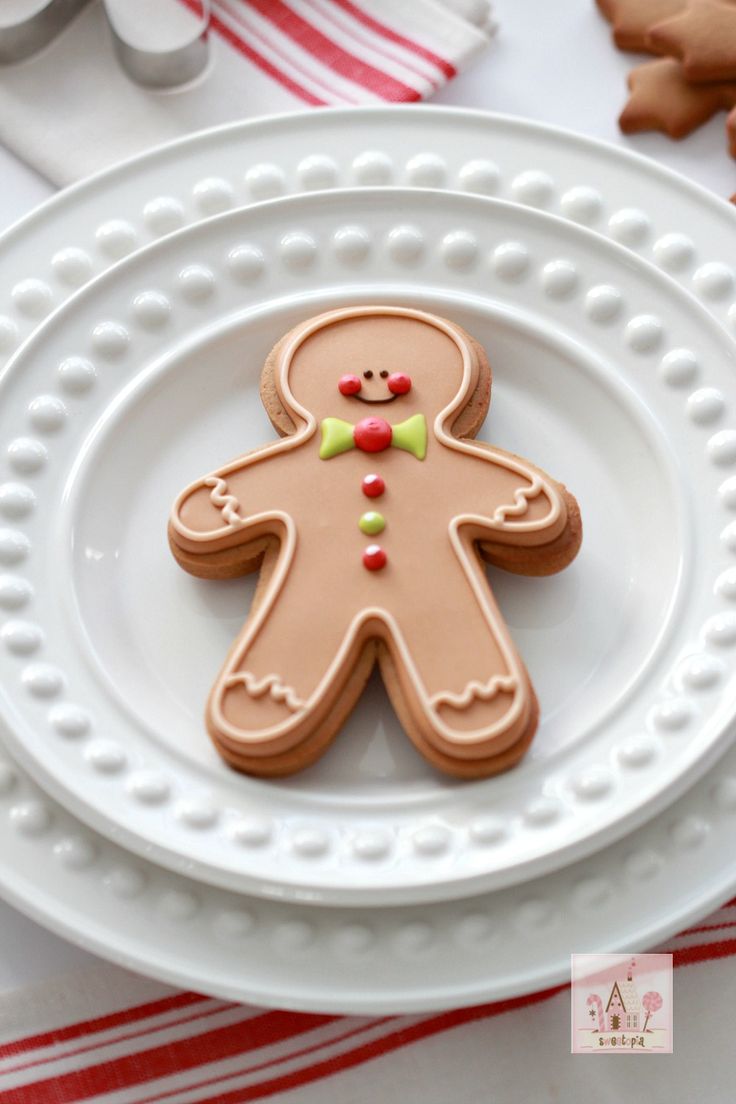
274,308,479,427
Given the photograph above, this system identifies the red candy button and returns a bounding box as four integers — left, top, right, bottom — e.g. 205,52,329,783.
338,374,362,396
354,417,392,453
362,545,387,571
362,473,385,498
387,372,412,395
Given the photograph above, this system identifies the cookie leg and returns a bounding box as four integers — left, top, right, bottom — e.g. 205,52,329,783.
381,552,536,775
207,570,373,776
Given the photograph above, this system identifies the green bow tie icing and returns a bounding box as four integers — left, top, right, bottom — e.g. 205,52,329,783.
392,415,427,459
319,413,428,461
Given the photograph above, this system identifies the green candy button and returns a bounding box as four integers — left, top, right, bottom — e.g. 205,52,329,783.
359,511,385,535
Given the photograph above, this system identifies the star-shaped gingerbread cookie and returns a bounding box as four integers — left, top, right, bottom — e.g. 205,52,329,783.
648,0,736,82
619,56,736,137
597,0,685,51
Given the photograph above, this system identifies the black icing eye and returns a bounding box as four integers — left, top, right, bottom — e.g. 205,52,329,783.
379,370,389,379
363,370,373,379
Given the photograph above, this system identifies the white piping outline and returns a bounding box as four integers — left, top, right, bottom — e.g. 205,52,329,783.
430,676,518,709
492,477,544,523
205,476,244,526
224,671,304,713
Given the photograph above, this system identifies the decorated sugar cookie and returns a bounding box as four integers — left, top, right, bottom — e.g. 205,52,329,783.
168,307,582,779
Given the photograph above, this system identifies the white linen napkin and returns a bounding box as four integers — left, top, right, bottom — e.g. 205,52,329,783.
0,0,494,186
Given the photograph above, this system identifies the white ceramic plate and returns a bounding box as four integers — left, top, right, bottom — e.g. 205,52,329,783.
1,704,736,1013
2,187,736,905
3,107,736,380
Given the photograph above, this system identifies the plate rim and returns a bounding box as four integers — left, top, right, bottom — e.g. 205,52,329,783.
0,716,735,1014
3,104,736,261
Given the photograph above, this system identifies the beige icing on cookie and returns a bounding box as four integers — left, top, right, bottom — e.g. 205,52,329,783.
224,671,305,713
491,478,545,522
429,674,518,710
204,476,243,526
169,306,579,777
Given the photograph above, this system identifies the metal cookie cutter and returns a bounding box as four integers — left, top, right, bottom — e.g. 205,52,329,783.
0,0,211,88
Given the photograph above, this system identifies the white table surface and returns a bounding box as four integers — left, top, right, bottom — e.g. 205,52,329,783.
0,0,734,996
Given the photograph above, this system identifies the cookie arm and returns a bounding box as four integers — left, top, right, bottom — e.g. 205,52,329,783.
452,442,582,576
168,447,295,578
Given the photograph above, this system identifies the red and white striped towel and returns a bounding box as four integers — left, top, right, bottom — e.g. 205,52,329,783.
0,0,494,186
0,896,734,1103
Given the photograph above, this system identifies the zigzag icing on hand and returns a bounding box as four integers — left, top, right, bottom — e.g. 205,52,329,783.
492,476,544,523
205,476,243,526
224,671,305,712
430,674,518,710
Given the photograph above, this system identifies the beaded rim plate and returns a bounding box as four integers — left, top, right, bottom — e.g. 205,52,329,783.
3,106,736,378
1,715,735,1013
1,187,735,905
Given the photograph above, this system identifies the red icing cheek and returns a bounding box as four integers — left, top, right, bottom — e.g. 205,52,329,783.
338,374,362,396
387,372,412,395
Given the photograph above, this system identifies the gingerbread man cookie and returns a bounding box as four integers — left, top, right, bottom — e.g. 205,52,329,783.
168,308,582,779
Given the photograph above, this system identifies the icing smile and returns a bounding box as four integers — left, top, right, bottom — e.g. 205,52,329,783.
352,392,398,404
338,371,413,403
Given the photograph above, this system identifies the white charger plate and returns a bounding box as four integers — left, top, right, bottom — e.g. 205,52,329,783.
1,706,736,1013
2,187,736,905
3,106,736,380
